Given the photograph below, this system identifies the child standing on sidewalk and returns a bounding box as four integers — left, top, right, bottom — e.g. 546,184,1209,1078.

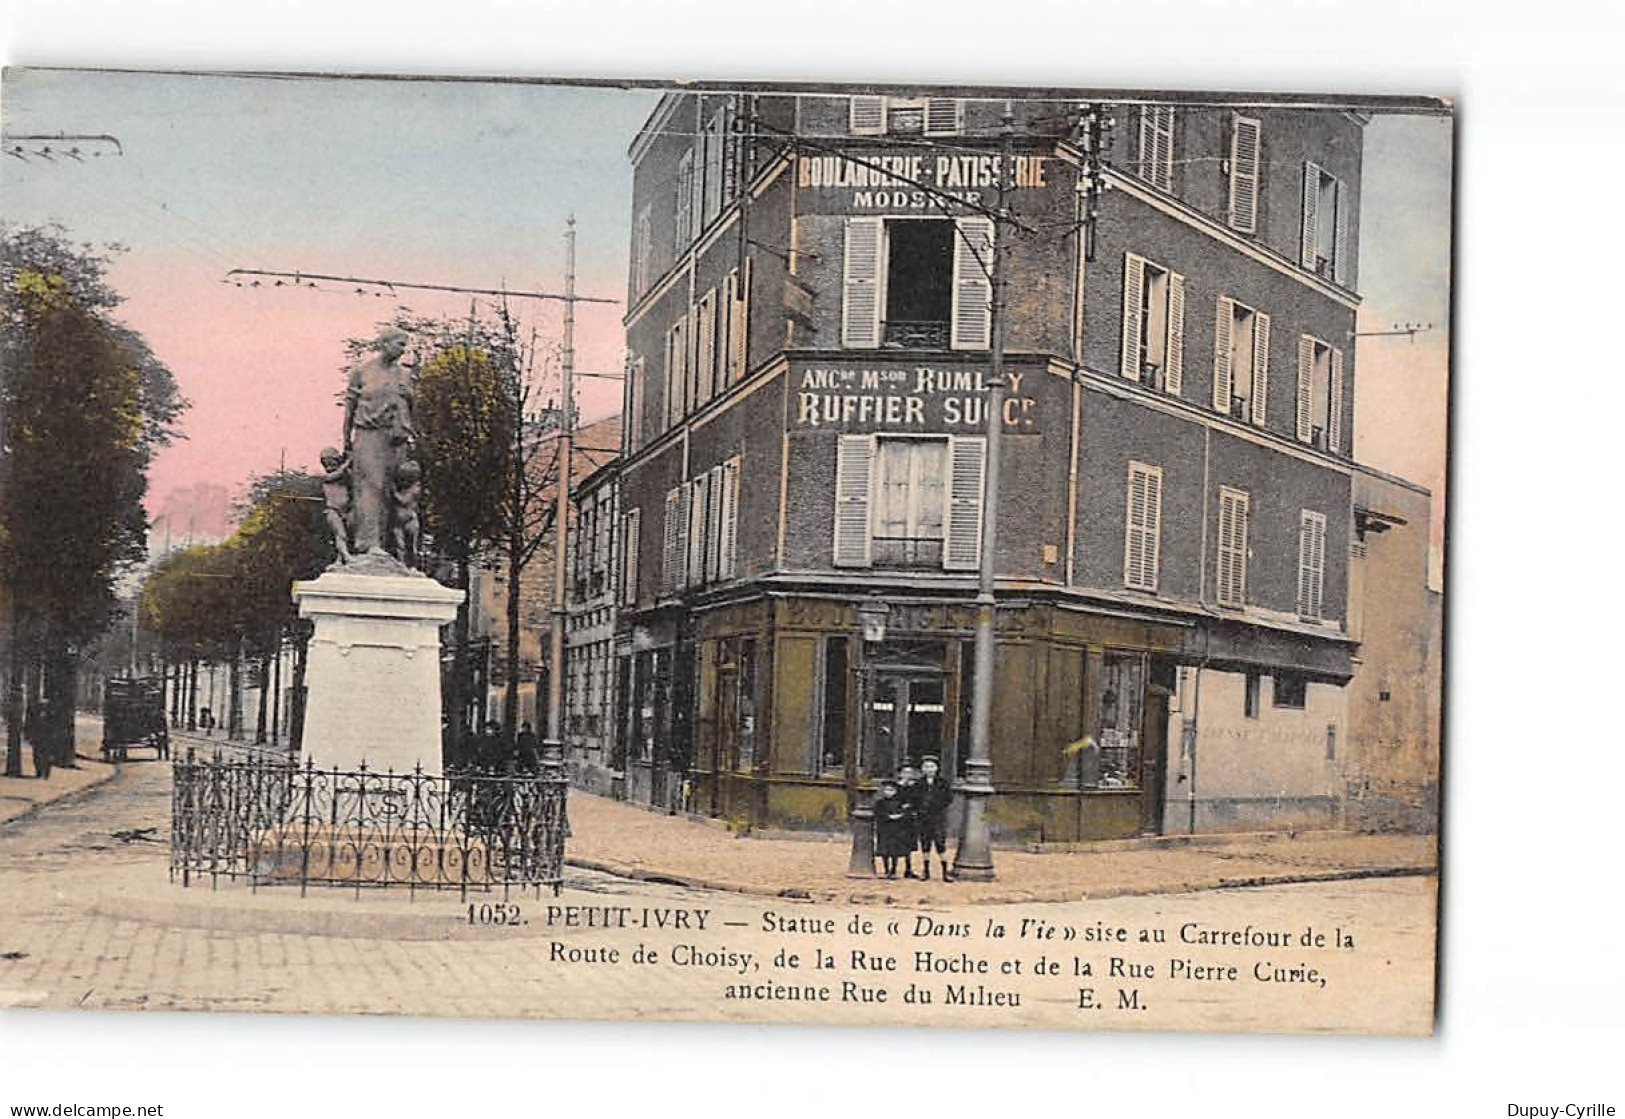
873,777,909,879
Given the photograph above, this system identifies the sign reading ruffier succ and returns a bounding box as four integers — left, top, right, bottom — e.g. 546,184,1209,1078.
797,152,1051,212
793,364,1039,433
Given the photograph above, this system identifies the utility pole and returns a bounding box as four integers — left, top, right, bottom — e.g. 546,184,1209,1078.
954,102,1017,883
542,218,577,778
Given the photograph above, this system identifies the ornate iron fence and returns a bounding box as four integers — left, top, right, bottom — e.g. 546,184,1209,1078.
171,748,567,898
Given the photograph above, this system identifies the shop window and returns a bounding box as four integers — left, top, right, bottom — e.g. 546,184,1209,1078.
737,638,757,772
1272,672,1308,710
1090,654,1145,789
1244,672,1261,719
819,638,849,774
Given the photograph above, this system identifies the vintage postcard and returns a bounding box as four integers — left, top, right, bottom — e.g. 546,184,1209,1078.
0,69,1449,1036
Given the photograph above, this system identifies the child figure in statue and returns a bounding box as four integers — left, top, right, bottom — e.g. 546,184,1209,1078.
391,459,422,568
318,447,352,564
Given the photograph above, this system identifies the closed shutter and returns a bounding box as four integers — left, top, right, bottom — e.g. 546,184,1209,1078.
687,475,709,588
833,434,875,568
842,218,883,349
721,270,736,387
698,291,718,405
621,509,640,606
1124,462,1162,592
1165,272,1186,396
1328,347,1345,454
1251,311,1271,426
951,217,993,350
1216,487,1249,608
676,149,694,247
732,256,752,380
1213,297,1234,412
1120,253,1145,379
943,436,987,572
925,98,963,136
633,206,653,294
1301,161,1321,270
850,96,886,135
1227,116,1262,233
718,457,740,579
661,487,687,595
704,107,726,224
1139,106,1174,190
1333,179,1349,285
628,356,645,451
1296,335,1315,442
1298,510,1327,620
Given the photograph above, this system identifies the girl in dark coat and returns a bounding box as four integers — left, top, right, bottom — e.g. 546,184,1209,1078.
872,778,910,878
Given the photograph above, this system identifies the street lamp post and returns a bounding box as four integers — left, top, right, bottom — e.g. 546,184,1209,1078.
846,599,890,878
542,218,577,779
953,103,1016,882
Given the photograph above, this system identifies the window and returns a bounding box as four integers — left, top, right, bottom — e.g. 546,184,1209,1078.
841,217,990,350
849,95,963,136
1136,105,1175,191
819,637,849,772
1295,335,1345,452
664,314,688,429
1272,672,1308,709
661,484,690,595
626,356,645,452
1120,253,1185,393
1297,510,1327,621
1301,162,1349,284
686,471,710,588
694,290,718,407
1124,462,1163,592
1213,297,1269,423
664,460,740,593
631,204,653,295
725,259,752,382
1216,486,1249,608
702,107,726,225
833,434,985,571
1227,116,1262,233
620,508,640,606
674,149,695,248
1091,653,1146,789
1244,672,1261,719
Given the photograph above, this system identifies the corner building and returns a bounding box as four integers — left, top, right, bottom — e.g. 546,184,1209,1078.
615,90,1382,841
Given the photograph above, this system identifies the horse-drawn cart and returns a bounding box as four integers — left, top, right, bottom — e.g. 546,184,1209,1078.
102,677,170,761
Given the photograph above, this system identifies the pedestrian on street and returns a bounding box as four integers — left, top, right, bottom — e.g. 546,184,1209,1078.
915,755,954,882
873,777,910,879
515,720,540,773
896,764,923,879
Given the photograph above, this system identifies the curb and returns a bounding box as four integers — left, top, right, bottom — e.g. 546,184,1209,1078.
0,753,121,831
561,854,1438,907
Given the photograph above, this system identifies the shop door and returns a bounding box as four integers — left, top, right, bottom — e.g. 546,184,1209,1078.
865,671,946,779
1139,679,1172,835
716,665,743,817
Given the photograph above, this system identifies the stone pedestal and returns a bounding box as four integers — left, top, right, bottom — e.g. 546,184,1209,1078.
292,559,464,776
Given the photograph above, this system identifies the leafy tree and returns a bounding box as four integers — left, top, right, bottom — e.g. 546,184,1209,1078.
1,224,187,775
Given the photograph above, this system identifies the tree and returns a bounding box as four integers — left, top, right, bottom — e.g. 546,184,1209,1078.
1,223,187,775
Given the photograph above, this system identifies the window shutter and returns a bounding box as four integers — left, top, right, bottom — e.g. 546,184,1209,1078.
697,291,717,405
1227,116,1261,233
1155,107,1174,190
732,256,752,380
721,270,736,387
1251,311,1271,426
687,476,709,588
850,96,886,135
1120,253,1145,379
842,218,883,349
1216,488,1249,608
661,487,685,595
1164,272,1186,396
1328,347,1345,453
1333,179,1349,285
925,98,963,136
621,509,640,606
944,436,987,572
1301,161,1321,270
833,434,875,568
1212,297,1234,412
1298,510,1327,620
718,457,740,579
1124,462,1162,591
628,356,645,451
704,108,726,223
1296,335,1315,442
676,149,694,247
951,217,993,351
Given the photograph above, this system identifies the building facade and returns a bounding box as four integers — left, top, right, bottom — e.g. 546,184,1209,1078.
610,90,1407,841
563,457,621,795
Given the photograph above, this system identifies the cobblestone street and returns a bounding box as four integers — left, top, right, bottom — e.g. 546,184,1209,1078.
0,754,1437,1032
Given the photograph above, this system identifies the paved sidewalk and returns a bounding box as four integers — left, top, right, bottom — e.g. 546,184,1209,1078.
0,717,118,827
564,791,1438,906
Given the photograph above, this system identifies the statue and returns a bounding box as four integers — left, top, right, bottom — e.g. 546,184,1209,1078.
391,459,422,567
342,327,415,558
318,447,353,565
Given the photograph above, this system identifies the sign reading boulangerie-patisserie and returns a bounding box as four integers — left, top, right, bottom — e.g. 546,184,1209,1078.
792,363,1041,431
